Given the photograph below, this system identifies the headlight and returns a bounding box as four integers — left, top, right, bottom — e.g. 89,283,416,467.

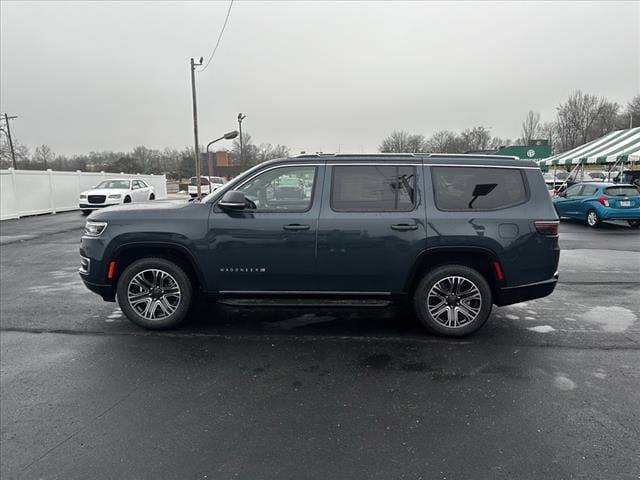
84,221,108,236
79,194,87,199
108,194,122,199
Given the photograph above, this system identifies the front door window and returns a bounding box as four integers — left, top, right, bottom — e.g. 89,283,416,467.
238,166,316,212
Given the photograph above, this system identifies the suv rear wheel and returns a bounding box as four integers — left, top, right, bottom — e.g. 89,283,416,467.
116,257,193,329
413,265,492,337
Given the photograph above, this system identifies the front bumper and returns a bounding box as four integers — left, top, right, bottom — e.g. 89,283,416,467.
79,202,120,210
80,277,115,302
494,272,558,306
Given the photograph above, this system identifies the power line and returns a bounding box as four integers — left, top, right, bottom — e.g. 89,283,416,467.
198,0,234,73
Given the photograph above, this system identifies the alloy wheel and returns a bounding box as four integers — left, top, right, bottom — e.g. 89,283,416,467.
427,276,482,328
127,269,181,320
587,210,598,227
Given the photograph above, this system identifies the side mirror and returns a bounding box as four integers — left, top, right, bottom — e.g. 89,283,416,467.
218,190,246,210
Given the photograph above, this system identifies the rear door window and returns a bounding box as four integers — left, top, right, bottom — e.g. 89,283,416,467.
331,165,416,212
432,166,527,211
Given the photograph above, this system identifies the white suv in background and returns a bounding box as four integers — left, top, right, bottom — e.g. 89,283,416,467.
79,179,155,214
188,176,227,197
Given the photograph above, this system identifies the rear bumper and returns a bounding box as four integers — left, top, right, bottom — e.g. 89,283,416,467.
598,207,640,220
494,272,558,306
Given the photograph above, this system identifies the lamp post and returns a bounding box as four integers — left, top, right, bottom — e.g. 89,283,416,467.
237,113,246,169
205,130,239,193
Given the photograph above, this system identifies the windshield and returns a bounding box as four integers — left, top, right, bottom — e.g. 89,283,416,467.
95,180,130,189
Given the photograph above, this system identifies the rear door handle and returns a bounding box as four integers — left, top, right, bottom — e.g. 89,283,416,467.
283,224,310,231
391,224,418,231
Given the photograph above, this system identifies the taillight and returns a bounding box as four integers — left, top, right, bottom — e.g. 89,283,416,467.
535,221,559,236
597,195,609,207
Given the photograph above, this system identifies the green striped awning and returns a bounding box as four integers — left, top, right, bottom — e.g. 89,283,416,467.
537,127,640,167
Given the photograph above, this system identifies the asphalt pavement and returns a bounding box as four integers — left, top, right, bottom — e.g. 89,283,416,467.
1,211,639,479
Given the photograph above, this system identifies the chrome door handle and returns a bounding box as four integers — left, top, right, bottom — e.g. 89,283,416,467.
283,224,310,231
390,224,418,231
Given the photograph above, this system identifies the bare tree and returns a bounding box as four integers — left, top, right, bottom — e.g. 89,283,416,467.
521,111,541,144
554,90,619,151
460,126,492,151
379,131,425,153
625,94,640,128
33,144,55,169
425,130,463,153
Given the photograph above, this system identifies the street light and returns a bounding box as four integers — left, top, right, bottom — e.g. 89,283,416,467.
237,113,246,169
203,130,239,196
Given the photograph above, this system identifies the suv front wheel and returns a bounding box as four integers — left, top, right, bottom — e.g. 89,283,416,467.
414,265,492,336
116,257,193,329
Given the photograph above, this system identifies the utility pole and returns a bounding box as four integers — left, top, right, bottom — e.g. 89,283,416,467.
237,112,246,170
190,57,204,198
2,113,18,169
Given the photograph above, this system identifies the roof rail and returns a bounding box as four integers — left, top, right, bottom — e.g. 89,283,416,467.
293,152,520,160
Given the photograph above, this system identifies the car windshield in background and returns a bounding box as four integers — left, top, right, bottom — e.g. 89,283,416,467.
190,177,210,185
605,186,640,196
95,180,130,189
211,177,225,183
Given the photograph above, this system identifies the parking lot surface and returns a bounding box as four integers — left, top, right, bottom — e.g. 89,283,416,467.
1,211,639,479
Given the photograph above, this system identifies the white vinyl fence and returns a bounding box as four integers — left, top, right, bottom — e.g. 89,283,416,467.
0,169,167,220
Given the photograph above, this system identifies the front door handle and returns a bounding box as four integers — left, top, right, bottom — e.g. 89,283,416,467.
391,223,418,231
283,224,310,231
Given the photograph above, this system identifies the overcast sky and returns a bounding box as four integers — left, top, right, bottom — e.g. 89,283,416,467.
1,0,638,156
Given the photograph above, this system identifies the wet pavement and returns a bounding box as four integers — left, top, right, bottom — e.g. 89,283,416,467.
1,211,639,479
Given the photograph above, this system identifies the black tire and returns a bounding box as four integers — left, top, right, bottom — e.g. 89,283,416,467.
124,196,131,203
81,209,91,216
629,220,640,230
413,265,492,337
586,209,601,228
149,193,155,200
116,257,193,330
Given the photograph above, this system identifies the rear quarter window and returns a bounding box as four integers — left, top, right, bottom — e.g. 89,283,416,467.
605,186,640,196
432,166,528,211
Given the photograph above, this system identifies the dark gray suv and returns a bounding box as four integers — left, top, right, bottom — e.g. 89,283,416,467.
79,154,560,336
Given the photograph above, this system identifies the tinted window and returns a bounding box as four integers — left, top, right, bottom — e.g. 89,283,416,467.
238,166,316,212
331,166,416,212
432,167,527,210
605,186,640,196
581,185,598,196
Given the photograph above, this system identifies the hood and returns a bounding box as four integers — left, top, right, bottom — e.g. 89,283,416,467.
81,188,130,196
88,199,193,220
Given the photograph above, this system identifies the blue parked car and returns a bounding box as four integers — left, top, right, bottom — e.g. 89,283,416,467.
553,182,640,229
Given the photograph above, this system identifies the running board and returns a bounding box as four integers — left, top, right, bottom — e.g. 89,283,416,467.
218,298,392,308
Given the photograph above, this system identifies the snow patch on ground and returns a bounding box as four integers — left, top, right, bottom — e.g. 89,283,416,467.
593,369,607,380
582,306,637,332
528,325,556,333
554,374,576,391
524,316,536,321
505,314,520,320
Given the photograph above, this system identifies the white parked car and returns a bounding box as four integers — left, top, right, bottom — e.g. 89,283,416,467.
79,179,155,214
188,176,226,197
